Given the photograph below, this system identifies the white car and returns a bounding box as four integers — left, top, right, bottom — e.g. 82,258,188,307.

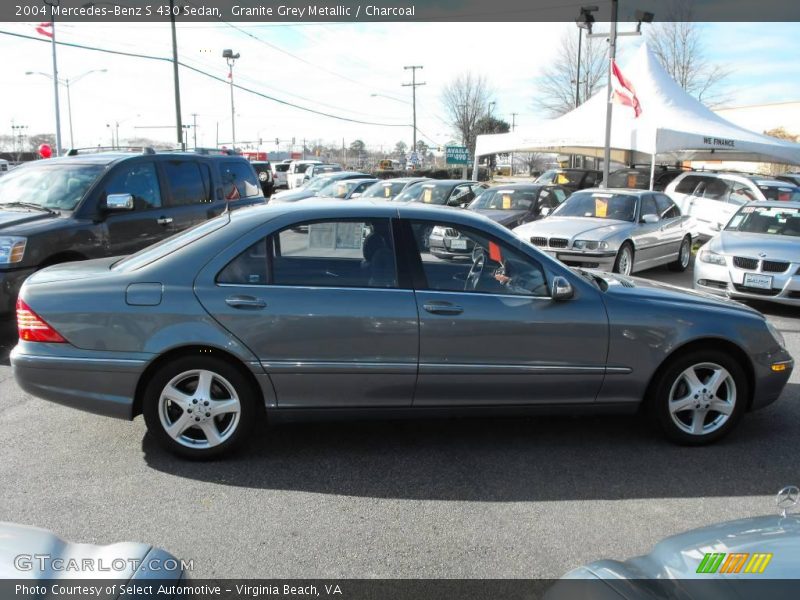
272,162,290,189
665,171,800,240
287,159,323,189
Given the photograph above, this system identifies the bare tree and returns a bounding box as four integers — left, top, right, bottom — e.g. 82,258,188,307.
646,0,729,106
441,72,493,154
534,29,607,117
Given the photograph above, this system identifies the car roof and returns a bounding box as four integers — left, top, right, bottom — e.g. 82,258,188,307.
572,187,647,196
743,200,800,209
486,183,546,189
417,179,477,185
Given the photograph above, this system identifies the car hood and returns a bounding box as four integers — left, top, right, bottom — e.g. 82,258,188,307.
709,231,800,263
0,208,56,230
515,216,631,240
24,256,119,286
474,208,528,226
0,521,182,582
592,271,762,317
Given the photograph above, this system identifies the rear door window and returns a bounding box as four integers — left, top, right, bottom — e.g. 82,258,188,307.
104,162,162,210
163,160,209,206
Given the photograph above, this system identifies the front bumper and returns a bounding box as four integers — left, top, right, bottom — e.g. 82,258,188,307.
0,266,37,316
543,249,617,270
694,257,800,306
11,345,147,420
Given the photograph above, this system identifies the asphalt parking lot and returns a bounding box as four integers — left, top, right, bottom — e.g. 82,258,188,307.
0,264,798,579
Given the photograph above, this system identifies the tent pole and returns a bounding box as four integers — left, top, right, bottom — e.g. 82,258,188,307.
649,153,656,190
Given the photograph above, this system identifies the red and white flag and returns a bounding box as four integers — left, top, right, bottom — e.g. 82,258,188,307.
35,22,53,38
610,59,642,118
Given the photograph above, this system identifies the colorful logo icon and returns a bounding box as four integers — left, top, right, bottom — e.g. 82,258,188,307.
696,552,773,574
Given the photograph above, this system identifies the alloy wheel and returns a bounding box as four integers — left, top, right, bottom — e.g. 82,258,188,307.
667,362,736,436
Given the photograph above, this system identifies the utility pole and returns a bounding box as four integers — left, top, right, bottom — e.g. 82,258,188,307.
169,0,184,149
510,113,518,176
191,113,198,149
402,65,425,153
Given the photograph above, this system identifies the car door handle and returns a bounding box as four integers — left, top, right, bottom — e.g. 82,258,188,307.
423,301,463,315
156,216,174,225
225,295,267,309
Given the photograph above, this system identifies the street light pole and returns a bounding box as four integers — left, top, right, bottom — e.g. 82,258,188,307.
169,0,184,149
43,1,63,156
223,49,240,148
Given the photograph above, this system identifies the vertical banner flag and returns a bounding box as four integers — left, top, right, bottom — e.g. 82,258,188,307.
610,59,642,118
35,22,53,38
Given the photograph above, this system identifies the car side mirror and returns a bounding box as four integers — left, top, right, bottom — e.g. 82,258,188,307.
540,207,551,217
105,193,134,211
551,276,574,301
641,213,659,224
350,192,362,198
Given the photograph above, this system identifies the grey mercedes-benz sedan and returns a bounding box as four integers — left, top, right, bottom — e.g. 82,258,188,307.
11,201,794,458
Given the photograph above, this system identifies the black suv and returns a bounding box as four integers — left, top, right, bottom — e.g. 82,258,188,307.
0,148,265,315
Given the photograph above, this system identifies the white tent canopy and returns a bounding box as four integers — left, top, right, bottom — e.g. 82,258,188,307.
474,44,800,173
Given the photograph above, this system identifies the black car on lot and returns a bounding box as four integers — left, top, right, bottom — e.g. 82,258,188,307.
467,183,570,228
535,168,602,192
605,165,689,191
249,160,274,197
397,179,489,207
0,148,265,315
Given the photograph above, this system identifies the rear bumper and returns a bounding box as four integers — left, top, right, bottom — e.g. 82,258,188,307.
0,266,37,316
11,346,146,420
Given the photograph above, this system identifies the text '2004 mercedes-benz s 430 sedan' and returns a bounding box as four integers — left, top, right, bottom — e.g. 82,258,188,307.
11,201,794,458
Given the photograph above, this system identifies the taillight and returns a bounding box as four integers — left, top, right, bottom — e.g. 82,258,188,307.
16,298,66,343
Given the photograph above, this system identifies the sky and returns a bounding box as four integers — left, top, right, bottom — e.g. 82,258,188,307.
0,20,798,154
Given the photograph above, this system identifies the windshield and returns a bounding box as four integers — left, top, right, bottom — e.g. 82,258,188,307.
313,165,341,175
757,184,800,202
403,182,454,205
0,163,104,211
552,191,637,221
535,169,583,185
318,180,359,198
470,188,536,210
725,204,800,236
113,214,230,271
362,180,408,199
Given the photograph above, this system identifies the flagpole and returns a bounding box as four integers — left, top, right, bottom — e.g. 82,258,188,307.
46,2,63,156
601,0,618,188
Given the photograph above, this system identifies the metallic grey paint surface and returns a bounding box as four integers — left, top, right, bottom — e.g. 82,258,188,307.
11,201,793,429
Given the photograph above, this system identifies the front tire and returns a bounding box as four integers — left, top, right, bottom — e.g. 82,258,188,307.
613,242,634,275
649,350,748,445
668,235,692,272
143,355,259,459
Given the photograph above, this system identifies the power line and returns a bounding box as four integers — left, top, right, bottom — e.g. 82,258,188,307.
0,29,409,128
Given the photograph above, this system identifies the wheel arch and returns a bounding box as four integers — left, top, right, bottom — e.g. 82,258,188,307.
643,337,755,411
132,345,264,418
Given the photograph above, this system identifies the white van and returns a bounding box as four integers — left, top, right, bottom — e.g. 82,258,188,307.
287,159,322,189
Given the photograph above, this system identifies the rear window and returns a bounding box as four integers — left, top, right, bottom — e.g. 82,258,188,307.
220,160,262,199
274,164,290,173
112,215,229,271
758,184,800,202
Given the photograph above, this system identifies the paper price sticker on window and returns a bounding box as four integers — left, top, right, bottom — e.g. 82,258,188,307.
595,198,608,217
502,195,512,209
423,188,433,203
384,185,391,198
336,184,347,198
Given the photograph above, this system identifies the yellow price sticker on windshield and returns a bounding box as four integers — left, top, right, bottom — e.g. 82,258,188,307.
502,195,512,209
384,186,391,197
423,188,433,203
557,173,569,184
595,198,608,217
337,184,347,197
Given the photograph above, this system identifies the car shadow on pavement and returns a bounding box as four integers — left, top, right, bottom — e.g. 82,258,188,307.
143,383,799,502
0,318,16,366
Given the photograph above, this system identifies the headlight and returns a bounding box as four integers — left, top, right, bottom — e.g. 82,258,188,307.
572,240,609,251
766,321,786,350
699,249,726,265
0,237,26,264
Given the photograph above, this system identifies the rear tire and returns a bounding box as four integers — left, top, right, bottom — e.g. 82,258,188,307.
649,349,748,445
668,235,692,272
143,355,259,459
613,242,634,275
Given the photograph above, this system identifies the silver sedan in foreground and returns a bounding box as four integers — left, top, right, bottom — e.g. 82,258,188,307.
11,202,793,458
695,201,800,306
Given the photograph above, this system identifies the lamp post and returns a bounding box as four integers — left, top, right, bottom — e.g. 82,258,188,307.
26,69,107,149
402,65,425,154
222,49,240,148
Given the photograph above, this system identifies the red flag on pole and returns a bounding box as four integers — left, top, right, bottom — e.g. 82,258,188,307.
610,59,642,118
35,22,53,38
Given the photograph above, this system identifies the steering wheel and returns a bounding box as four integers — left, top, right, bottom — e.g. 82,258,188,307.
465,249,485,291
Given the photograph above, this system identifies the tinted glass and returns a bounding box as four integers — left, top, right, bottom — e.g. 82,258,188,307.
319,180,360,198
758,184,800,202
362,180,408,199
674,175,708,194
470,188,537,210
410,220,548,297
273,219,397,288
406,182,456,205
0,163,103,210
654,193,679,218
220,161,261,199
640,195,658,219
552,191,637,221
163,160,208,206
274,164,290,173
725,205,800,236
105,162,162,209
